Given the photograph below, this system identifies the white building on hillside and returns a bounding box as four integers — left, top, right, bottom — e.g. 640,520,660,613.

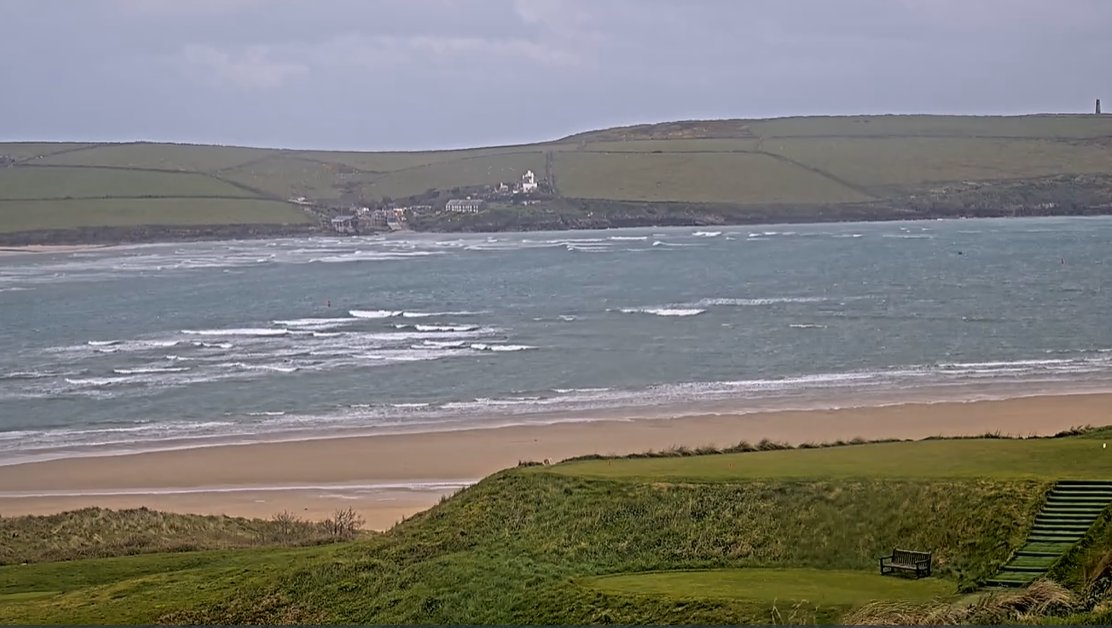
521,170,538,193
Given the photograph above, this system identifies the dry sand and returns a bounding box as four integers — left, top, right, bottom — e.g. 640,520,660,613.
0,393,1109,530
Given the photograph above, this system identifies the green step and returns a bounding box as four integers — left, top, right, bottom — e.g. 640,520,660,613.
983,578,1033,588
1029,524,1093,533
1007,555,1058,566
1015,550,1062,559
1045,495,1112,501
1001,563,1050,572
1035,512,1100,520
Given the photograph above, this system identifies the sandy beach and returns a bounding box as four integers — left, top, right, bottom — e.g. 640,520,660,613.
0,392,1109,530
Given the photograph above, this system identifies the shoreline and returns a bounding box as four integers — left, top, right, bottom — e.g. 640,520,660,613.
0,244,107,257
1,392,1109,530
2,214,1111,251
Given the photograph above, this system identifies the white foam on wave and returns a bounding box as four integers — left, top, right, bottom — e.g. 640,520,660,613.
469,343,537,352
789,324,827,329
273,317,360,328
696,296,828,307
619,307,706,317
349,309,401,319
693,231,722,237
64,376,133,387
219,362,300,373
609,236,648,241
183,328,288,337
420,340,468,348
414,324,479,332
1,370,61,381
652,241,702,247
192,341,234,349
401,311,482,318
113,367,190,375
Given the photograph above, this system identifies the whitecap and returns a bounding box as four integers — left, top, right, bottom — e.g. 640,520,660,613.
414,324,479,332
182,328,288,337
349,309,402,319
112,367,190,375
619,307,706,317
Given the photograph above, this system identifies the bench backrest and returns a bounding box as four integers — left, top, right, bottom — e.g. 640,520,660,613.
892,549,931,563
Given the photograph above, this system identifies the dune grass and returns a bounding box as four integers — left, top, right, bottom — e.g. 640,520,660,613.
547,437,1112,482
0,507,345,565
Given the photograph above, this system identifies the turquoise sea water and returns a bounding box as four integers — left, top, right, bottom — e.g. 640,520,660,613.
1,216,1109,463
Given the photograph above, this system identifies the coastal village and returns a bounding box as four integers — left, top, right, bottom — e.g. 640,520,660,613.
312,168,548,235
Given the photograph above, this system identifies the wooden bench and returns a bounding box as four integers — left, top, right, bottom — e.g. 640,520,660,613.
879,548,932,578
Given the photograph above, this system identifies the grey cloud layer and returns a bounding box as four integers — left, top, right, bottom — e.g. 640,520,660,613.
2,0,1109,150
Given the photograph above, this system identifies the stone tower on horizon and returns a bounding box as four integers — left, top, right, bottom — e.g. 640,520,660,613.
1098,99,1103,115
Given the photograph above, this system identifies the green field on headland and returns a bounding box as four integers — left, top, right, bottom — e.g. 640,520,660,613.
3,428,1112,624
3,114,1112,244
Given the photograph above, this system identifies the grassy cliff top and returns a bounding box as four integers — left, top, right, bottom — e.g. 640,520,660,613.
3,114,1112,237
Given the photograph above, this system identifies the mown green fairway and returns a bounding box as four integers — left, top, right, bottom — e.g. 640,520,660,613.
548,436,1112,482
587,567,955,606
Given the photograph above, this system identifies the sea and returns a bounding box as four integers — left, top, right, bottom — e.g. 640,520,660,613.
1,216,1110,465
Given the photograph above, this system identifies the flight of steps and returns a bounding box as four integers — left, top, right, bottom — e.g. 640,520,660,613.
983,480,1112,589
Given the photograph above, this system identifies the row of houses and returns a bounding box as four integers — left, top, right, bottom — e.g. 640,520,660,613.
444,169,541,213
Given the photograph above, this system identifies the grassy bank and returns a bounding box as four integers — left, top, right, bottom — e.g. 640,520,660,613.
3,114,1112,241
2,431,1112,624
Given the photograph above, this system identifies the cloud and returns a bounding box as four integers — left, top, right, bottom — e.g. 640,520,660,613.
181,45,308,90
113,0,264,16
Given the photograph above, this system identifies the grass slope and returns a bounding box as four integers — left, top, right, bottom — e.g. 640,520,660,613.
548,437,1112,481
2,432,1112,624
0,507,336,565
4,114,1112,237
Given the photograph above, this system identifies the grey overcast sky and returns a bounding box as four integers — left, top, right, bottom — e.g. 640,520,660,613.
2,0,1110,150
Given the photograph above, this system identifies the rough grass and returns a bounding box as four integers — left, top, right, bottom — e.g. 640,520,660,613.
843,579,1079,625
0,198,310,232
547,437,1112,482
0,507,333,565
0,166,255,199
553,151,870,203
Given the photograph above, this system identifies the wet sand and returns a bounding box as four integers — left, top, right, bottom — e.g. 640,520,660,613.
0,392,1109,530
